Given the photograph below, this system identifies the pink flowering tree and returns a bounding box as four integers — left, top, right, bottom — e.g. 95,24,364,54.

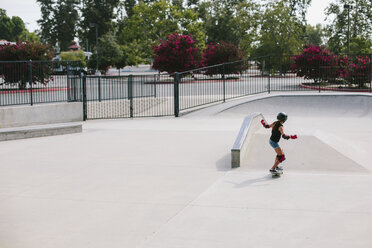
0,42,54,89
291,45,338,83
152,33,202,76
202,42,246,76
339,55,371,88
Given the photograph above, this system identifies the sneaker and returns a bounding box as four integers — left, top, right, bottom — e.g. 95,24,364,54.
270,169,276,173
276,166,283,172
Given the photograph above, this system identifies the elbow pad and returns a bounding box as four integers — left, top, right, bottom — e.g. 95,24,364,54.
261,120,270,128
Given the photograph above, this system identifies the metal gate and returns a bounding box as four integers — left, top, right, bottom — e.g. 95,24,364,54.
82,74,174,120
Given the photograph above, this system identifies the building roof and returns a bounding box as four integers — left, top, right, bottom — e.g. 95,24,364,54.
68,43,81,50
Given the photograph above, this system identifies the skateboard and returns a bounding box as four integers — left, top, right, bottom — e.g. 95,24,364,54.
271,170,283,177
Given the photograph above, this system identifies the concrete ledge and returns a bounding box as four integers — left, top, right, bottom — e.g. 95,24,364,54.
231,113,264,168
0,122,82,142
0,102,83,128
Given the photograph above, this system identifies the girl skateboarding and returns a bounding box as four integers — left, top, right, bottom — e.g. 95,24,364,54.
260,112,297,173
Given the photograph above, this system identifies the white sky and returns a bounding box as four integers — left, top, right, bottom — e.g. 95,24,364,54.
1,0,334,33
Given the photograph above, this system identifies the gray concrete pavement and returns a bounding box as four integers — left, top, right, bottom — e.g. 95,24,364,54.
0,93,371,248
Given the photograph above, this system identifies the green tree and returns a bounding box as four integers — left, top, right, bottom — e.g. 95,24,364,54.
37,0,79,50
37,0,56,46
251,1,303,74
79,0,120,52
120,41,144,66
0,9,26,41
19,31,41,43
285,0,312,27
198,0,260,53
118,0,204,64
186,0,200,8
123,0,136,18
87,33,124,72
305,24,324,46
234,1,260,56
10,16,25,40
54,0,79,51
325,0,372,54
171,0,183,8
349,37,372,55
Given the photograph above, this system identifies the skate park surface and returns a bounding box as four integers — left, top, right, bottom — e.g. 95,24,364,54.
0,92,372,248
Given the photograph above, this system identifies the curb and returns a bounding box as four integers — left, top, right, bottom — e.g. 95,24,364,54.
0,122,82,142
145,78,243,85
299,83,371,93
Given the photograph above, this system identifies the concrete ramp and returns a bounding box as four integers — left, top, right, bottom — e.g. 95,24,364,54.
219,94,372,118
242,133,370,174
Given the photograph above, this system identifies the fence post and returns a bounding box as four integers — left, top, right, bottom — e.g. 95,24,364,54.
267,57,271,94
154,74,157,98
370,54,372,93
75,66,81,101
82,75,87,121
174,72,180,117
29,60,33,106
222,64,226,102
67,62,70,101
98,76,102,102
318,57,321,93
128,74,134,118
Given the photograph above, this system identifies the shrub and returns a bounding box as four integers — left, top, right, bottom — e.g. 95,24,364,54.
291,45,338,83
339,55,371,88
0,42,54,89
202,42,245,76
60,50,86,67
152,33,202,75
0,41,53,61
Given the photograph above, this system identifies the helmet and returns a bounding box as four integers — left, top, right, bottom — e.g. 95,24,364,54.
277,112,288,122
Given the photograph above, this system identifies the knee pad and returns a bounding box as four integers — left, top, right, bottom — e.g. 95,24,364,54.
277,154,286,163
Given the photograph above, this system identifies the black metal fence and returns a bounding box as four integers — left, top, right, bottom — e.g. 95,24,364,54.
0,60,82,106
1,55,371,120
83,74,174,119
260,54,372,93
176,59,268,114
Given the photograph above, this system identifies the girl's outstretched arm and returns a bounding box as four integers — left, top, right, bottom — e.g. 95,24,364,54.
279,127,297,140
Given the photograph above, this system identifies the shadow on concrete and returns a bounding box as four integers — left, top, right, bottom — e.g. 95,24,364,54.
225,174,278,188
216,153,232,171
